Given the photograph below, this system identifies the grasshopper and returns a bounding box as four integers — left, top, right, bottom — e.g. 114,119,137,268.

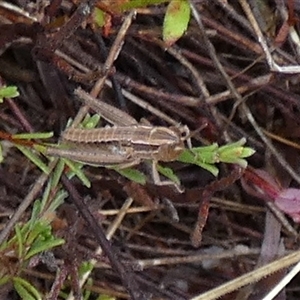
46,88,190,191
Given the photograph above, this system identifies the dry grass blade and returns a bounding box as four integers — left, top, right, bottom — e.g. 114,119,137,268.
191,250,300,300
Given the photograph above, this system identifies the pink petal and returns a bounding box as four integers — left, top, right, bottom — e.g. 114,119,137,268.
275,188,300,222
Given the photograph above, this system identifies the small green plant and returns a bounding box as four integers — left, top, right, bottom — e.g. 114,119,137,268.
0,180,65,299
178,138,255,176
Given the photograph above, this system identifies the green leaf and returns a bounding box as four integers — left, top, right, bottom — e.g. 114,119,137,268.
0,275,10,286
15,224,24,259
113,167,147,185
93,7,106,27
26,221,50,245
163,0,190,46
82,113,101,129
16,145,50,174
30,200,42,225
25,238,64,260
217,138,255,168
51,159,66,188
197,162,219,176
239,147,256,158
83,280,92,300
0,86,19,102
157,164,180,185
32,143,47,154
219,137,246,149
13,277,42,300
97,295,117,300
23,221,64,259
119,0,169,11
179,148,219,175
46,190,67,215
178,144,219,165
12,132,53,140
63,158,91,188
79,261,94,277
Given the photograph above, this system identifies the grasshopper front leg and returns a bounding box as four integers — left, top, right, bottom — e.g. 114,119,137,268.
151,160,184,193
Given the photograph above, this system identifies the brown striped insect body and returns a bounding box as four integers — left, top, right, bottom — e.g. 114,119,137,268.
46,88,190,191
61,125,188,163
